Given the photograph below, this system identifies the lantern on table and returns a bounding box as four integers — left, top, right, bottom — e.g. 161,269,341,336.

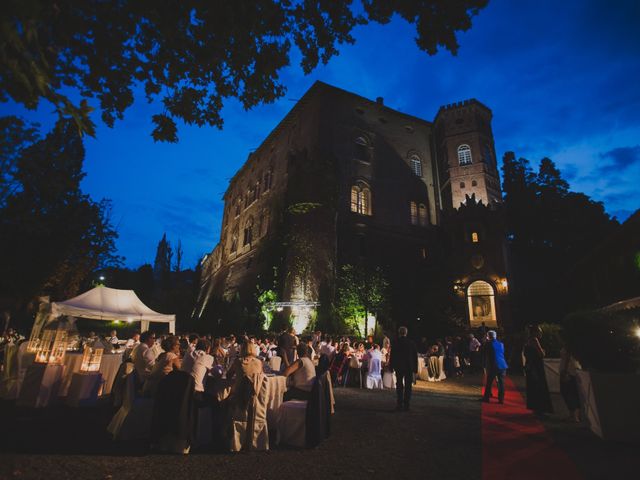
80,346,103,372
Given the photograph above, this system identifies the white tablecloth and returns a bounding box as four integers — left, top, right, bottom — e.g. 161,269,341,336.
60,352,123,396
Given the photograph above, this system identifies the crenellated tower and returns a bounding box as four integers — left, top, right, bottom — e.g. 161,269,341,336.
434,99,501,210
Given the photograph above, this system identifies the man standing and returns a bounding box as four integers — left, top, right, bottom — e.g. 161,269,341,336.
482,330,508,404
389,326,418,411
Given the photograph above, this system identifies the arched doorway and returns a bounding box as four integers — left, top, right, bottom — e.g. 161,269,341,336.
467,280,497,327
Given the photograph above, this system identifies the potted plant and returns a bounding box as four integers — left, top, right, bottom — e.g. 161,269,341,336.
562,305,640,441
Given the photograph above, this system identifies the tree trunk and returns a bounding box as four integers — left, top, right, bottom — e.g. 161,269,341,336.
364,308,368,338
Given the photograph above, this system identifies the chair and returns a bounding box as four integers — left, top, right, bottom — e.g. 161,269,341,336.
229,373,269,452
366,355,383,389
438,356,447,381
383,369,396,389
150,370,195,454
277,373,331,448
345,356,363,388
107,371,154,441
268,356,282,372
110,361,134,409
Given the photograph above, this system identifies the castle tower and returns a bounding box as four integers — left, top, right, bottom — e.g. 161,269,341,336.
434,99,501,210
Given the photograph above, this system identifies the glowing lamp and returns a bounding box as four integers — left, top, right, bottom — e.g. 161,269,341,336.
634,327,640,340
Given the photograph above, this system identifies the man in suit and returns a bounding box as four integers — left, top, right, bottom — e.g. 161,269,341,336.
389,326,418,411
482,330,508,404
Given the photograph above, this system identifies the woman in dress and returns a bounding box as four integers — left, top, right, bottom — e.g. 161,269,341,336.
523,325,553,415
283,343,316,401
143,335,182,397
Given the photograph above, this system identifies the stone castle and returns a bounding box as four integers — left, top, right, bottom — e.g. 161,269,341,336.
194,81,510,335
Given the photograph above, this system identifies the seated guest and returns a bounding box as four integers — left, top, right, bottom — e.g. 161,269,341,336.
131,331,157,380
283,344,316,401
185,339,214,400
124,331,140,349
226,339,263,393
108,330,119,348
143,335,182,397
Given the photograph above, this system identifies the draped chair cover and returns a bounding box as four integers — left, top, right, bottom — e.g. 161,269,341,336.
366,356,383,389
229,373,269,452
107,371,154,440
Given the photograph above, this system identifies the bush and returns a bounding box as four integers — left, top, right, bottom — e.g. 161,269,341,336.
562,308,640,373
539,323,563,358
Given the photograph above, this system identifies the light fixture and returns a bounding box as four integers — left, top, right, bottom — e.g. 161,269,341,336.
99,275,105,281
634,327,640,340
501,279,508,289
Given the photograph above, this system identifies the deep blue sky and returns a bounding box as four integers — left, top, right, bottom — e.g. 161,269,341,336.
3,0,639,268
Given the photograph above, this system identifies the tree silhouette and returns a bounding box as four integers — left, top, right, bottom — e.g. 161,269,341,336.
1,0,488,141
0,118,121,311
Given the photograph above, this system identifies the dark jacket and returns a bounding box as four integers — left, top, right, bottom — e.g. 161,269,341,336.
389,336,418,373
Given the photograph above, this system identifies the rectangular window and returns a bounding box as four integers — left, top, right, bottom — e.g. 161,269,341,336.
472,232,479,243
410,201,418,225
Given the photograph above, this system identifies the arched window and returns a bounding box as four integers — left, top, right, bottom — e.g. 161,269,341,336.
230,225,239,253
243,217,254,246
458,144,472,166
409,201,418,225
418,203,428,226
471,180,477,187
460,182,465,189
471,231,479,243
351,182,372,215
354,136,371,163
409,155,422,177
467,280,497,326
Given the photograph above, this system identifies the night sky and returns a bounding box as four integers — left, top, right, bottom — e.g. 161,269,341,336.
3,0,639,268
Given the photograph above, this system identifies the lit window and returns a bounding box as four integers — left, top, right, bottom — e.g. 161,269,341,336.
410,201,418,225
351,183,372,215
354,136,371,163
421,247,427,259
458,144,472,166
418,203,428,226
471,232,479,243
410,155,422,177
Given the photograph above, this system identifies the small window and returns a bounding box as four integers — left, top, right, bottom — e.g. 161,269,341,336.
458,144,472,166
410,201,418,225
471,232,479,243
409,155,423,177
472,180,477,187
230,226,239,253
243,217,254,246
460,182,466,189
418,203,428,226
354,136,371,163
351,182,372,216
235,198,241,217
421,247,427,259
263,169,273,192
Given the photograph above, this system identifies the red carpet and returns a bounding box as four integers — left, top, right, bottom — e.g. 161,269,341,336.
481,376,583,480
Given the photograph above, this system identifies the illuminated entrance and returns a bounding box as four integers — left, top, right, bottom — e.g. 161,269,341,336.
467,280,497,327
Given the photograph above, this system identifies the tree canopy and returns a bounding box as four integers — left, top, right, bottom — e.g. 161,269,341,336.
0,118,121,312
1,0,488,141
501,152,619,324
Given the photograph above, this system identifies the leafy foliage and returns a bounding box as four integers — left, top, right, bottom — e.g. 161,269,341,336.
1,0,488,141
562,308,640,373
0,118,121,311
501,152,619,324
336,263,389,336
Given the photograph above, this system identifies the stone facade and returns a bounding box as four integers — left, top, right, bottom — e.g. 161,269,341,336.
195,82,510,333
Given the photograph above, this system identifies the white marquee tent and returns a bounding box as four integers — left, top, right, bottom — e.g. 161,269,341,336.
48,286,176,333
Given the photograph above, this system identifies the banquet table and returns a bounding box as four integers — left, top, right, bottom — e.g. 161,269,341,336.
60,352,123,396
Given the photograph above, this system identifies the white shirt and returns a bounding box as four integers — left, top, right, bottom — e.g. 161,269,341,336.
320,343,336,358
469,337,481,352
186,350,214,392
132,343,157,379
292,357,316,392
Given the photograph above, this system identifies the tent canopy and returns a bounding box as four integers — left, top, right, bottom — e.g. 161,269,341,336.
50,286,175,333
